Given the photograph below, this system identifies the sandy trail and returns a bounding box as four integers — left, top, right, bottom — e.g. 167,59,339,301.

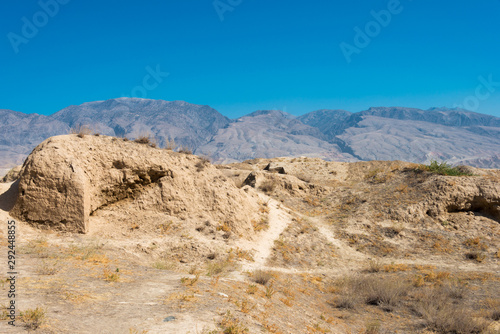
238,194,293,271
311,217,366,262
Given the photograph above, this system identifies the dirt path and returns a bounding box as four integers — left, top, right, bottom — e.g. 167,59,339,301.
310,217,366,262
238,194,293,272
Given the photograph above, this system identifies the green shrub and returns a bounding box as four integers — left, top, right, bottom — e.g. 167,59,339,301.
420,160,473,176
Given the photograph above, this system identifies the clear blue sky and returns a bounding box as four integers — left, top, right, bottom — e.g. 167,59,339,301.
1,0,499,118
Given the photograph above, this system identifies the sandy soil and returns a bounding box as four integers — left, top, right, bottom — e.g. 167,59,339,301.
1,157,499,333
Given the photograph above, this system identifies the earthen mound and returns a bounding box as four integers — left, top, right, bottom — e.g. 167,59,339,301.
11,135,261,235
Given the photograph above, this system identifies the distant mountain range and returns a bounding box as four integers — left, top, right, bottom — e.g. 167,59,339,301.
1,98,499,172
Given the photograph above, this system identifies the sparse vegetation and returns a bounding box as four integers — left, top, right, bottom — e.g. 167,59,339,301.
164,137,176,150
252,270,274,286
420,160,473,176
181,273,200,286
36,260,59,275
103,268,120,282
4,155,499,333
19,307,46,330
217,311,248,334
259,179,278,193
252,216,269,232
365,259,383,273
196,156,211,171
465,251,486,262
152,260,177,271
414,285,488,334
134,134,157,147
264,283,276,299
178,146,193,154
70,124,93,138
206,255,239,276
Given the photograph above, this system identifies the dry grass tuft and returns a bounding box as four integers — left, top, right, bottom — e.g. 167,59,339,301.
177,146,192,154
103,268,120,282
218,311,249,333
365,259,383,273
180,273,200,286
36,260,59,275
252,270,274,286
134,134,157,147
360,277,410,311
252,216,269,232
259,179,278,193
465,251,486,263
206,255,239,276
414,285,489,333
265,283,276,299
164,137,176,150
332,276,409,311
195,156,211,172
70,124,93,138
19,307,46,330
246,284,258,295
152,260,177,271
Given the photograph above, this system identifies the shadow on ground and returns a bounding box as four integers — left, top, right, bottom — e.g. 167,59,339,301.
0,180,19,211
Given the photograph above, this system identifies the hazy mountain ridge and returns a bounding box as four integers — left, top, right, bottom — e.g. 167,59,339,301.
301,107,500,140
1,99,500,170
196,109,353,163
52,98,231,149
0,109,70,169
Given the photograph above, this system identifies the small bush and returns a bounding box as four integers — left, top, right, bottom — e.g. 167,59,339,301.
20,307,46,330
134,135,156,146
414,286,489,334
333,294,358,309
365,320,381,334
465,251,486,262
252,270,274,285
164,138,176,150
420,160,473,176
180,273,200,286
246,284,258,295
483,299,500,321
265,283,276,299
218,311,248,334
206,255,239,276
365,259,383,273
464,237,488,251
252,217,269,232
178,146,192,154
195,156,211,172
259,179,278,193
70,125,93,138
333,276,409,311
360,277,409,311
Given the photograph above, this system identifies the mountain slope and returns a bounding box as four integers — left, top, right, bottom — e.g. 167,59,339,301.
298,107,500,168
196,110,355,163
297,109,353,139
52,98,231,148
337,116,500,164
0,109,69,170
1,100,500,172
